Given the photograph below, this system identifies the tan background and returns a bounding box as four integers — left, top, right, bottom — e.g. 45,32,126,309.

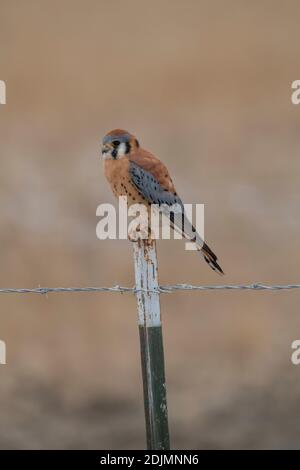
0,0,300,449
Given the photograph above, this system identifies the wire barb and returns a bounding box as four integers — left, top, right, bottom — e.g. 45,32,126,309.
0,283,299,295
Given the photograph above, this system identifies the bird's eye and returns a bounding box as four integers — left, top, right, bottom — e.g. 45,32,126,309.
112,140,120,147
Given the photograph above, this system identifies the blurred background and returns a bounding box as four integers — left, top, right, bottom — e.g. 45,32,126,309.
0,0,300,449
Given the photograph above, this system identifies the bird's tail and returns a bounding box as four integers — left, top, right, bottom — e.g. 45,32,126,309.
168,210,224,275
200,242,224,275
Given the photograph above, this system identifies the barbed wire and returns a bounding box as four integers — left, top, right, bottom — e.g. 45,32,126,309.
0,283,299,295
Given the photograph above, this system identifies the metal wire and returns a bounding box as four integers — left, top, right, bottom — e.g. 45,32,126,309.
0,283,299,295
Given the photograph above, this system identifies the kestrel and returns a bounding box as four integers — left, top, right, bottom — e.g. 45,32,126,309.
102,129,223,274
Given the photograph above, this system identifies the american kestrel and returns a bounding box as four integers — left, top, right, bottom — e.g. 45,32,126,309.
102,129,223,274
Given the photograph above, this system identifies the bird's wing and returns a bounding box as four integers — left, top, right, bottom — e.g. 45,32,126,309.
129,158,200,246
129,160,182,207
129,153,224,275
129,149,176,193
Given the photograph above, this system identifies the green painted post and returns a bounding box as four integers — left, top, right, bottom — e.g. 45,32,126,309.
133,239,170,450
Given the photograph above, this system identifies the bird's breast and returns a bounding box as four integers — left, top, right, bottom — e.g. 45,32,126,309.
104,158,145,205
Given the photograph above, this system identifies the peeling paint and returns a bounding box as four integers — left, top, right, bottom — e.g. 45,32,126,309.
133,240,161,327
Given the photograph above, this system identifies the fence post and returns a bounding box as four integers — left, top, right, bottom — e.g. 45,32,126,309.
132,238,170,450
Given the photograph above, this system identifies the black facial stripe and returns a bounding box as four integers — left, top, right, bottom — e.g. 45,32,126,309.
112,148,118,159
125,142,131,154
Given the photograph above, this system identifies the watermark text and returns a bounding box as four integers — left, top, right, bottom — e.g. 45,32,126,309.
0,80,6,104
96,197,205,250
291,80,300,105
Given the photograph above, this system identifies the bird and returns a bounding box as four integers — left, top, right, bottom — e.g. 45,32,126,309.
101,129,224,274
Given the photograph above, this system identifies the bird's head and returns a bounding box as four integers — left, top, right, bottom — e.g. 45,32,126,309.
102,129,139,160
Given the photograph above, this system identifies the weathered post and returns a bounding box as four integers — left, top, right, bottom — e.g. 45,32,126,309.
132,239,170,450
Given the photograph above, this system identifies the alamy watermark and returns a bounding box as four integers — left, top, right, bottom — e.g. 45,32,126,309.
291,340,300,365
96,196,204,250
0,80,6,104
291,80,300,105
0,340,6,364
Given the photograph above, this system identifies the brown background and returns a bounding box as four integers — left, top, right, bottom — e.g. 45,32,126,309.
0,0,300,449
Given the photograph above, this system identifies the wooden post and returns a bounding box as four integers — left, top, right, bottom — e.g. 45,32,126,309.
133,239,170,450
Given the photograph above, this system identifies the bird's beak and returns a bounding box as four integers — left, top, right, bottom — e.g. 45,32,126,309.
101,143,112,156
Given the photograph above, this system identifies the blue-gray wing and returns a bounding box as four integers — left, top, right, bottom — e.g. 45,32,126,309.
129,161,183,207
129,161,205,249
129,162,223,274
